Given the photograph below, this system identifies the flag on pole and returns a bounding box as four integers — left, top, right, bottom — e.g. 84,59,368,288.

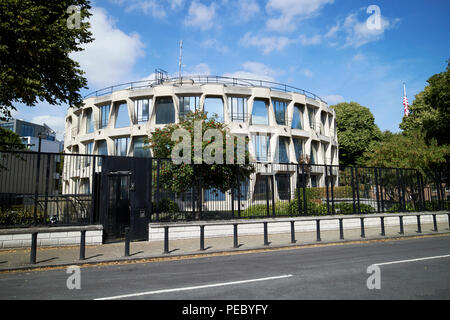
403,82,410,116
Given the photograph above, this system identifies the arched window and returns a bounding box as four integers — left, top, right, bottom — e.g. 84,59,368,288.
155,97,175,124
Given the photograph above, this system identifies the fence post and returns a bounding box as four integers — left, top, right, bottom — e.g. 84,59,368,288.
435,170,443,210
416,215,422,233
33,140,42,226
80,230,86,260
316,219,321,241
44,154,51,225
124,227,130,257
396,169,403,212
360,217,365,238
355,168,361,214
329,166,335,214
263,222,269,246
200,225,205,251
301,164,307,216
30,232,38,264
351,167,357,214
237,180,241,218
90,156,97,224
380,217,385,236
163,226,169,254
374,168,380,213
265,175,270,217
297,165,301,216
290,221,296,243
379,168,385,212
416,170,423,212
325,164,330,215
231,187,235,218
270,176,275,217
155,159,161,222
233,224,238,248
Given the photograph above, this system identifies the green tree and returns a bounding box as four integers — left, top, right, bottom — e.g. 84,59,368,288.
0,0,93,120
400,59,450,146
331,102,381,166
0,126,25,151
364,130,450,175
147,111,255,196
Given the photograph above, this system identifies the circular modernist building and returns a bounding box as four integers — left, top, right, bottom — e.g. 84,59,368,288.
64,74,338,200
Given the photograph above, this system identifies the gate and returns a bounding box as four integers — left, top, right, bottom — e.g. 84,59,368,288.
99,156,151,242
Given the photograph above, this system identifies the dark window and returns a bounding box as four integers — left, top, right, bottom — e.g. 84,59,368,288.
293,138,304,162
133,136,150,157
21,124,35,137
292,104,303,129
278,137,290,163
204,188,225,201
85,109,94,133
276,174,291,200
114,137,129,156
155,97,175,124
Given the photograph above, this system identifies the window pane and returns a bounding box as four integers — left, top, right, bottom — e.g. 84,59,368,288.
292,104,303,129
115,137,129,156
156,97,175,124
293,138,303,162
85,109,94,133
253,134,270,162
204,97,224,122
276,174,291,200
251,99,268,125
278,137,289,163
179,96,200,118
273,100,287,125
308,107,315,129
135,99,150,123
233,178,249,200
115,103,130,128
229,97,248,122
204,188,225,201
133,136,150,157
100,104,110,129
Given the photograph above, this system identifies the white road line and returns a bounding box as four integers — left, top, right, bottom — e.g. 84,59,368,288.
95,274,293,300
374,254,450,267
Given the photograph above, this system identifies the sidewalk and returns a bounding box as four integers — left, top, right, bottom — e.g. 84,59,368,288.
0,221,449,272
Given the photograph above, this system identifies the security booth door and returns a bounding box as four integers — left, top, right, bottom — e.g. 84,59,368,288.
107,172,131,240
100,156,151,242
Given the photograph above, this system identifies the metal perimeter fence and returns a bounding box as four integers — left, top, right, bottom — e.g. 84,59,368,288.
0,151,449,227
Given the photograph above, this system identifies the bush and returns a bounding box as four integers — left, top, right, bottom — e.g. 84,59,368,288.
334,202,375,214
0,207,47,226
153,198,179,213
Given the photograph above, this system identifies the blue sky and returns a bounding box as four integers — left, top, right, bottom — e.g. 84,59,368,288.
12,0,450,139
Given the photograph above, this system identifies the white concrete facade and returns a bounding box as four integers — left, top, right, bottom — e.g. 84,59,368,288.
64,77,339,197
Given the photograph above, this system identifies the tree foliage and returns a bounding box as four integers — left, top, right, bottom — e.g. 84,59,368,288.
364,130,450,175
0,0,93,120
331,102,381,166
147,111,255,194
400,59,450,146
0,127,25,151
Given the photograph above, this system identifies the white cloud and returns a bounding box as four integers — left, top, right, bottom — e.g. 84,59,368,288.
323,94,345,105
238,0,260,22
266,0,334,32
109,0,167,18
299,34,321,45
223,62,279,82
239,32,297,54
201,38,229,54
303,69,313,78
31,115,66,139
341,12,400,48
184,1,216,31
70,7,145,89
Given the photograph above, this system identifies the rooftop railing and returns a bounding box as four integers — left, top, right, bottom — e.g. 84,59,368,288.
83,75,328,104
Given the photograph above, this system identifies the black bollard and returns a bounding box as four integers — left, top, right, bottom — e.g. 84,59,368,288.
263,222,269,246
163,226,169,254
360,217,365,238
124,227,130,257
290,221,296,244
200,225,205,251
233,224,238,248
30,232,38,264
80,230,86,260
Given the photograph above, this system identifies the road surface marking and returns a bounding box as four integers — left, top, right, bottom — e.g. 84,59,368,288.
374,254,450,267
95,274,293,300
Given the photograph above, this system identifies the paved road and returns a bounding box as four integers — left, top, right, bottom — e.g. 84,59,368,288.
0,235,449,301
